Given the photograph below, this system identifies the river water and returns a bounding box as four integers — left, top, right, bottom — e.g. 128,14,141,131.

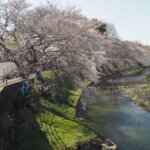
87,74,150,150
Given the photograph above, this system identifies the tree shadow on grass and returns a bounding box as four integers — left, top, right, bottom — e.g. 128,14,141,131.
14,87,104,150
41,116,67,149
13,98,54,150
40,104,104,140
0,84,53,150
39,86,78,109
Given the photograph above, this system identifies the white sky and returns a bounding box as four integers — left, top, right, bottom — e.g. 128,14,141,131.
12,0,150,45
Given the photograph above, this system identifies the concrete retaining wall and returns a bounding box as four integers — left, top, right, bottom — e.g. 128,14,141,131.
0,82,21,150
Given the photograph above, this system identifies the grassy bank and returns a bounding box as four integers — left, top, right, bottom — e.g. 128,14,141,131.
146,74,150,82
119,84,150,111
15,86,102,150
117,65,145,76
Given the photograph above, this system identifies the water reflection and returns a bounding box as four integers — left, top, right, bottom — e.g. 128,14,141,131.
87,86,150,150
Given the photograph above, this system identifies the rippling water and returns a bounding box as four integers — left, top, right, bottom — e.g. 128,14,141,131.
87,75,150,150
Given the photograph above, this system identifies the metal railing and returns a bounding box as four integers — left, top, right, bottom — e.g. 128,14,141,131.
0,64,18,88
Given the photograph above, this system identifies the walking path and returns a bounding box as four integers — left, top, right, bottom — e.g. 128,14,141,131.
0,62,36,92
0,77,22,91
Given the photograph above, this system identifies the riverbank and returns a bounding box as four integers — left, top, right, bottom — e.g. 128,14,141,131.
119,84,150,111
15,88,103,150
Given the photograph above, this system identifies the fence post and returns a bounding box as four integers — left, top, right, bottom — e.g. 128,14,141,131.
6,74,7,85
2,64,17,86
3,68,5,85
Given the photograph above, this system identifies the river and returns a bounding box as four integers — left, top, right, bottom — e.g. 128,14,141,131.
87,74,150,150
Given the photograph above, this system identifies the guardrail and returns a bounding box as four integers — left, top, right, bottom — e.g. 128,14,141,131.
0,64,18,88
0,75,4,84
3,64,17,76
0,64,37,92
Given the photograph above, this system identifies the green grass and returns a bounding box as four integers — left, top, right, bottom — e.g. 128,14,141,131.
83,80,92,86
117,65,143,75
16,89,101,150
146,74,150,82
42,71,53,81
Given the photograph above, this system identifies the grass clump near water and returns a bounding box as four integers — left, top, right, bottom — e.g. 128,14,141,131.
146,74,150,82
16,88,101,150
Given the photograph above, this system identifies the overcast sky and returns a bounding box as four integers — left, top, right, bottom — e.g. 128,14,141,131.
29,0,150,45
